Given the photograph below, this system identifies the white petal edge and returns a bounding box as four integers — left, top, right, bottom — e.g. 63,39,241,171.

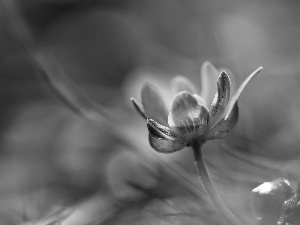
131,97,147,120
147,119,176,141
148,133,186,153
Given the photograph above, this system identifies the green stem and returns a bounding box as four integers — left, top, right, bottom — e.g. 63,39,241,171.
192,140,243,225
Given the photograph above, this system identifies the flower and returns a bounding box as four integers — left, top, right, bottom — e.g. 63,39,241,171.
130,62,262,153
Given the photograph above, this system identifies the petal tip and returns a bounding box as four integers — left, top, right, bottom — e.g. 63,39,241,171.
219,71,230,83
249,66,263,80
253,66,263,76
131,97,147,120
210,71,231,121
200,61,219,105
201,61,218,72
171,75,186,81
170,76,187,88
220,71,228,77
202,61,213,67
171,76,197,95
141,82,161,95
141,82,154,92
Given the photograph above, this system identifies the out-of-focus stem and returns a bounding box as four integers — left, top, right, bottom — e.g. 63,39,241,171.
192,140,243,225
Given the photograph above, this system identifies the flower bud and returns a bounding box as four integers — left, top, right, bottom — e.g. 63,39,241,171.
249,178,293,225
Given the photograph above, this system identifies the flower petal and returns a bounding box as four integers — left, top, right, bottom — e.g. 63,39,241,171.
219,67,237,97
212,66,263,128
193,94,206,106
148,130,186,153
147,119,186,153
147,119,176,141
168,91,210,140
206,103,238,140
131,98,147,120
171,76,197,95
141,83,169,126
200,61,219,105
210,71,231,124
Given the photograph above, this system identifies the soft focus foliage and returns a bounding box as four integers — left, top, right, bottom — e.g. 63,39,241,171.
1,0,300,224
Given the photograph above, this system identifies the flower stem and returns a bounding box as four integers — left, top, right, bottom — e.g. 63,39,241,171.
192,140,243,225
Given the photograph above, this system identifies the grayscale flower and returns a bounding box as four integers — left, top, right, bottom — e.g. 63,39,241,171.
131,62,262,153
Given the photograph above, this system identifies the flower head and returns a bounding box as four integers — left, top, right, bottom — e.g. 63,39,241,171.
131,62,262,153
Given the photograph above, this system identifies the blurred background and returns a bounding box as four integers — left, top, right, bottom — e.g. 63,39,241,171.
0,0,300,224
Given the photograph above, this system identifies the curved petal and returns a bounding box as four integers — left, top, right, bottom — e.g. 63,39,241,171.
212,66,263,128
141,83,168,126
147,119,176,140
206,103,238,140
148,132,186,153
210,71,231,124
193,94,206,106
168,91,210,141
219,67,237,97
131,98,147,120
200,61,219,105
171,76,197,95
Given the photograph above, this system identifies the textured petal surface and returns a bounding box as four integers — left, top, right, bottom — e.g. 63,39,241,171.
148,131,186,153
147,119,176,140
206,103,238,140
171,76,197,95
168,92,210,141
200,61,219,105
141,83,168,125
130,98,147,120
210,71,231,124
219,67,237,97
212,66,263,128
